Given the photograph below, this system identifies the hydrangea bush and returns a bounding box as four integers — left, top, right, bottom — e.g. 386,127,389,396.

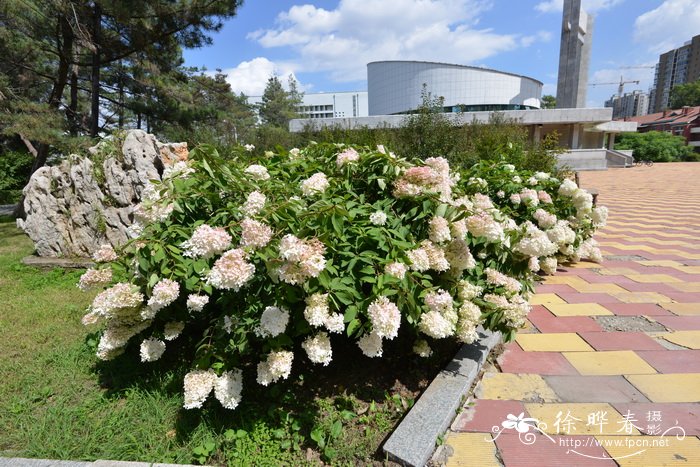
79,143,606,410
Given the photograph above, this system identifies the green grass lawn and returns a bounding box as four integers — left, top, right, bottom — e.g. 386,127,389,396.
0,217,454,466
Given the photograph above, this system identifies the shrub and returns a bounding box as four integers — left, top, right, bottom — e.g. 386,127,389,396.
297,114,563,174
79,142,605,410
615,131,695,162
0,149,34,203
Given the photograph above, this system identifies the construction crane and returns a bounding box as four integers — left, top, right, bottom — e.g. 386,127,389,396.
588,76,640,97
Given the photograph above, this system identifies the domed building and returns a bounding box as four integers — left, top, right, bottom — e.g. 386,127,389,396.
367,60,543,116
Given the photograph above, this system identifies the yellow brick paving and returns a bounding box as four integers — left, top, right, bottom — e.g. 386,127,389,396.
445,164,700,466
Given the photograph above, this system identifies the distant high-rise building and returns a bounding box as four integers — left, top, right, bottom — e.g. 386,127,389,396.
605,90,649,119
649,34,700,113
556,0,593,109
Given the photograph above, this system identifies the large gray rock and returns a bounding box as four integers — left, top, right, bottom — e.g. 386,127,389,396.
17,130,187,258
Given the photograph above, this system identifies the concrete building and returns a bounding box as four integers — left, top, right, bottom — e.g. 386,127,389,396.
248,91,368,119
605,90,649,119
367,61,542,116
556,0,593,109
649,34,700,113
291,108,637,170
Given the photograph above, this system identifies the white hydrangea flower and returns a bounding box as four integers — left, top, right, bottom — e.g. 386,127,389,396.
528,257,541,272
418,310,454,339
164,321,185,341
244,164,270,181
256,306,289,338
533,209,557,229
78,268,112,291
186,294,209,312
223,315,233,333
541,257,558,275
304,293,330,327
413,339,433,358
256,350,294,386
336,147,360,167
429,216,451,243
93,244,118,263
214,369,243,410
302,332,333,366
358,332,383,358
183,369,217,409
444,239,476,271
89,282,144,322
367,296,401,339
240,218,273,249
242,191,266,216
591,206,609,227
558,178,578,196
181,224,232,259
407,247,431,272
514,223,558,257
324,313,345,334
369,211,388,226
140,337,166,362
300,172,329,196
205,249,255,291
162,161,195,180
458,280,483,301
147,278,180,314
95,322,150,360
450,219,467,240
385,262,408,279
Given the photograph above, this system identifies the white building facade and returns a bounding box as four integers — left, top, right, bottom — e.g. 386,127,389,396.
367,61,542,116
247,91,368,119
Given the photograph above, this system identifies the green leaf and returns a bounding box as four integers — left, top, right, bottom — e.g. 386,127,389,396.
330,420,343,439
346,319,361,337
148,273,159,288
310,427,325,448
343,306,357,323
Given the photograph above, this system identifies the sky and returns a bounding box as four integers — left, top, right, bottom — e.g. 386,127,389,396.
183,0,700,107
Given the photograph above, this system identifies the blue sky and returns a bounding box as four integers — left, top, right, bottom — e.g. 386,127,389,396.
183,0,700,107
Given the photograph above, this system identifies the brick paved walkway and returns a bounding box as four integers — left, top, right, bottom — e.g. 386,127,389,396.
444,163,700,466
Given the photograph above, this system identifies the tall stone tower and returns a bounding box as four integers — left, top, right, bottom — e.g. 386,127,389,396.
556,0,593,108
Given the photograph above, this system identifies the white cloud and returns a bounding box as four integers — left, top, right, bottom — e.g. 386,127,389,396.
634,0,700,54
218,57,303,96
247,0,547,83
535,0,624,13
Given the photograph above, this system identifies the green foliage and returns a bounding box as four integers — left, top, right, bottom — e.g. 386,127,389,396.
0,149,33,203
297,113,563,174
0,0,245,170
669,80,700,109
0,217,454,464
541,95,556,109
615,131,695,162
398,84,457,159
257,76,304,128
81,141,604,426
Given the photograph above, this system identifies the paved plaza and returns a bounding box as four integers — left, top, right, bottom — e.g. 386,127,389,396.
445,163,700,466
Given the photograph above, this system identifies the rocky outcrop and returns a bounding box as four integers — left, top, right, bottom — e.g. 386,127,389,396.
17,130,187,257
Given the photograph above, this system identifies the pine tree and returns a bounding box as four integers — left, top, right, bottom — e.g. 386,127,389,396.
258,75,303,128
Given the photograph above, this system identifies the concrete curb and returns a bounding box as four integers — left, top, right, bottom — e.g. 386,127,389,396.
0,459,200,467
382,328,502,467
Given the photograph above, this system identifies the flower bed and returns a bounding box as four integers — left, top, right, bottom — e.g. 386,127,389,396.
79,143,607,410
